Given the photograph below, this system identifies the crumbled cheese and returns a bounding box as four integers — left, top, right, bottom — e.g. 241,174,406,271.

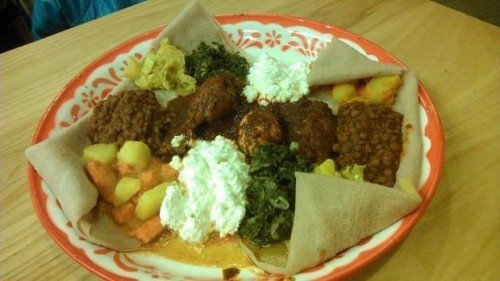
169,155,182,170
160,136,250,244
244,53,310,105
171,134,186,148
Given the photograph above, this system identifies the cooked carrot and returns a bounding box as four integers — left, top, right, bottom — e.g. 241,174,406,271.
139,170,160,191
138,158,178,191
85,161,117,203
159,164,178,182
111,202,136,224
131,216,164,243
113,160,135,177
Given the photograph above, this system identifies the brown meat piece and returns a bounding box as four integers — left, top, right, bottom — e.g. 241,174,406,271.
238,108,282,156
148,95,194,160
195,96,256,142
334,102,403,187
187,72,242,128
270,99,337,163
151,73,244,159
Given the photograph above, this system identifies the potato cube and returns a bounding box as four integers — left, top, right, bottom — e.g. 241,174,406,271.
114,177,142,207
359,75,402,105
135,182,169,220
313,159,340,177
83,143,118,164
117,141,152,168
331,82,357,104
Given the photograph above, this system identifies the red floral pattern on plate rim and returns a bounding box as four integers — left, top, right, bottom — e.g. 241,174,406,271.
28,14,444,281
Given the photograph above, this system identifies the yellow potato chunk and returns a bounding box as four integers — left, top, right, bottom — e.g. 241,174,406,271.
83,143,118,164
313,159,340,177
117,141,152,168
359,75,402,105
135,182,169,221
114,177,142,207
331,82,357,104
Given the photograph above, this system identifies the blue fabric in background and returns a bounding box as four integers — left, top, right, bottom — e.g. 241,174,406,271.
31,0,144,40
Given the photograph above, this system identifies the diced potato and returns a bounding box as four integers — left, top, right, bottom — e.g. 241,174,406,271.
114,177,142,207
117,141,152,168
359,75,402,105
331,82,357,104
83,143,118,164
313,159,341,177
135,182,169,220
397,178,422,203
85,161,118,203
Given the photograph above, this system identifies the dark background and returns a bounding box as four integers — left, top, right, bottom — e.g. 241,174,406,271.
1,0,499,54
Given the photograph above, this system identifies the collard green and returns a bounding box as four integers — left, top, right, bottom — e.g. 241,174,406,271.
238,144,313,247
185,42,249,83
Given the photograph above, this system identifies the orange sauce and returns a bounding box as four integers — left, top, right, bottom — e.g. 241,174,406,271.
146,233,252,268
240,239,288,267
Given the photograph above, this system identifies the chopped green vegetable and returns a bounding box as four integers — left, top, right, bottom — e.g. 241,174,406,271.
238,143,313,247
185,42,249,83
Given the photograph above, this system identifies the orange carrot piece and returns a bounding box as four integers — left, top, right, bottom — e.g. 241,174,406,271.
85,161,117,203
139,170,160,191
131,216,164,243
111,202,136,225
113,161,135,177
138,158,177,191
159,164,178,182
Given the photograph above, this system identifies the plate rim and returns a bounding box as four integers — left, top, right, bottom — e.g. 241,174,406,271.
27,13,445,281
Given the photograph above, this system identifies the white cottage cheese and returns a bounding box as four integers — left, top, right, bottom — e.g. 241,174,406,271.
243,53,310,105
170,134,186,148
160,136,250,244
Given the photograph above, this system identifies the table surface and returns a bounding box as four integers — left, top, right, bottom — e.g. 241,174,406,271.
1,0,499,280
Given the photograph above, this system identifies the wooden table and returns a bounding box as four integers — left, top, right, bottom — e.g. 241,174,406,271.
1,0,499,280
